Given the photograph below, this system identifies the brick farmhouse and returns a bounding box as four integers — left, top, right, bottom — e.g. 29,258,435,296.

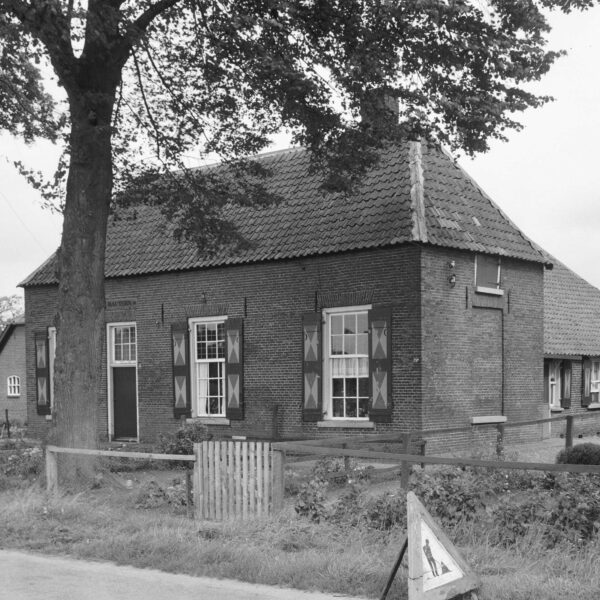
20,141,600,451
0,317,27,426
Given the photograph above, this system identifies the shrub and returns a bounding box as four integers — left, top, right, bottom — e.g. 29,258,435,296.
311,455,372,486
556,443,600,465
294,477,329,522
0,447,43,481
156,422,212,457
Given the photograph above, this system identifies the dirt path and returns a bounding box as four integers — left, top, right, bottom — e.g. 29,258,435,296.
0,549,369,600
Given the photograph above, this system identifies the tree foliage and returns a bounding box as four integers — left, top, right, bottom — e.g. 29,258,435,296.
0,0,591,450
0,295,24,332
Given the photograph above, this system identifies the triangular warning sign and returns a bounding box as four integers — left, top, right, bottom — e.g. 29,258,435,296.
407,492,480,600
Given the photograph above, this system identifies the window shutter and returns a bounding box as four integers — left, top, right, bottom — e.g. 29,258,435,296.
582,358,592,407
171,323,191,418
543,361,550,405
225,318,244,420
35,331,50,415
302,313,322,422
560,361,572,408
368,306,392,423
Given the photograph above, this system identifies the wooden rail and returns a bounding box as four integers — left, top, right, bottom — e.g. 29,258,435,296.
44,442,285,522
271,441,600,475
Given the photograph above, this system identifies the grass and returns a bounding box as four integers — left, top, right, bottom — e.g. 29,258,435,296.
1,479,599,600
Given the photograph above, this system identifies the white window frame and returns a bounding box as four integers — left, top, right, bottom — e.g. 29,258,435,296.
322,305,371,421
189,316,227,418
48,327,56,412
591,360,600,403
475,255,504,296
548,360,562,409
7,376,20,397
106,322,139,441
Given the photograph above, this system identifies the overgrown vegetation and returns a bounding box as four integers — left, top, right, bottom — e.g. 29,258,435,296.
155,422,212,457
2,445,600,599
557,443,600,465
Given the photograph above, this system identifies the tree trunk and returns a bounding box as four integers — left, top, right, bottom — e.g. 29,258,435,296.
52,83,116,454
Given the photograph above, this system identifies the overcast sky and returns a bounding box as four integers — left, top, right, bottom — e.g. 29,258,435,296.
1,6,600,299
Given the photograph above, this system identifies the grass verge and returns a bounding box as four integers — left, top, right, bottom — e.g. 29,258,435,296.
0,481,599,600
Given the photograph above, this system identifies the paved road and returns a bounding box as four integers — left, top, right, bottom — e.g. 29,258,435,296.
0,550,368,600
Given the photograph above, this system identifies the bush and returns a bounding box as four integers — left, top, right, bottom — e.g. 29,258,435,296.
556,443,600,465
155,422,212,457
0,446,44,488
294,477,329,522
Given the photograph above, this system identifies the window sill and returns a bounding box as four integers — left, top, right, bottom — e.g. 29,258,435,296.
470,415,507,425
317,420,375,429
550,407,565,413
475,286,504,296
587,403,600,411
188,417,231,426
7,395,20,399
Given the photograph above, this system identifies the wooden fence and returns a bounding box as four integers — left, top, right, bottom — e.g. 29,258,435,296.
45,441,285,522
193,441,284,520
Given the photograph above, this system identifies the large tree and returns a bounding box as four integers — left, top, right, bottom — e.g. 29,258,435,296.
0,0,589,450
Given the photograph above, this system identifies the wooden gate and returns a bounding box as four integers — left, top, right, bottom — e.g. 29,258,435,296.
193,441,284,521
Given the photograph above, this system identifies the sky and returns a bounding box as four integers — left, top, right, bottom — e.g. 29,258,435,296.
1,6,600,299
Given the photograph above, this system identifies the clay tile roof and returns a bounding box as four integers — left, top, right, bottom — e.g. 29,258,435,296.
21,141,546,287
544,258,600,357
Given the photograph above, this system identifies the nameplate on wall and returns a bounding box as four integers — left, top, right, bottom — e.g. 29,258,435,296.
105,298,137,321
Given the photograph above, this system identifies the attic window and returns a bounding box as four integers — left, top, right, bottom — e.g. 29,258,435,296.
475,255,503,295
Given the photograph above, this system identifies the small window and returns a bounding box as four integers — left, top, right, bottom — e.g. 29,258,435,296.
591,360,600,403
476,255,502,293
112,325,137,363
7,376,20,397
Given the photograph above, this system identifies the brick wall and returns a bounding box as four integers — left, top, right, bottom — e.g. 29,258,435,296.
25,244,422,444
420,247,545,453
0,325,27,425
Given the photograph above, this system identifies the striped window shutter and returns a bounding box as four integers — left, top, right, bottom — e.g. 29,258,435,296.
171,323,191,418
302,313,322,422
560,360,572,409
582,358,592,407
368,306,392,423
35,331,50,415
225,318,244,420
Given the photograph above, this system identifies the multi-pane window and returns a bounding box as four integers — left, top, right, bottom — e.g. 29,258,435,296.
327,309,369,419
113,325,137,363
7,376,20,397
548,361,561,408
192,319,226,416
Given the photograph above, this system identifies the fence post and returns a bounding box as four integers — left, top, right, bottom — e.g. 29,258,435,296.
271,449,285,513
565,415,574,450
400,432,411,489
193,443,203,521
45,447,58,495
496,423,505,458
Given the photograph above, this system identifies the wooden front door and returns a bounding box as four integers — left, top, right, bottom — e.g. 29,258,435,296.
109,323,138,440
113,366,137,438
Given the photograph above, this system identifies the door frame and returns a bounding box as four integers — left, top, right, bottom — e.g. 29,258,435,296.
107,321,139,441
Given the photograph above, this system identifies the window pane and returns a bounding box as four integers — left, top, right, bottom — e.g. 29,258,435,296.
209,379,220,397
197,325,207,342
130,345,136,362
359,377,369,397
356,312,368,334
346,378,357,398
346,400,357,418
217,341,225,359
209,398,220,414
206,325,217,341
331,315,343,335
217,322,224,340
344,336,355,355
207,342,217,359
332,378,344,397
357,358,369,377
356,333,368,355
331,335,344,355
358,398,369,417
333,398,344,417
477,255,500,288
344,313,356,334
